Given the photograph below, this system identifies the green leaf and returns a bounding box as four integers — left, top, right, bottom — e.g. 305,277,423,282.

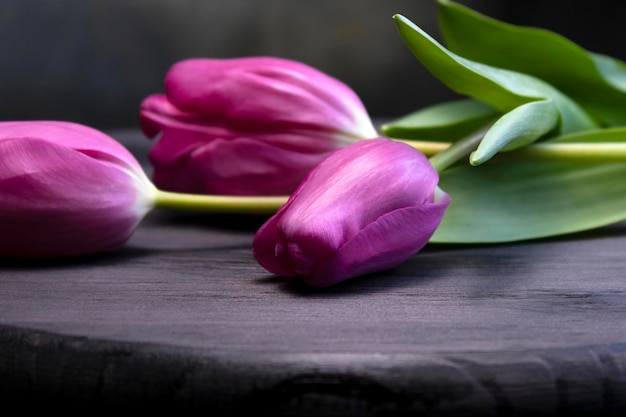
437,0,626,126
392,13,598,163
470,99,559,165
433,161,626,243
380,98,499,142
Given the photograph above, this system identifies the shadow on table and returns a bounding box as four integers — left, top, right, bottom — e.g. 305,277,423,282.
253,219,626,297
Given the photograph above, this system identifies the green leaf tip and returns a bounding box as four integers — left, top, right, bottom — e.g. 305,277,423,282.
469,100,560,165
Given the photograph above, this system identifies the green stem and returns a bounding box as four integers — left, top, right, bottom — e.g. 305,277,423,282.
391,139,449,156
397,137,626,166
502,142,626,163
422,125,491,172
154,189,288,214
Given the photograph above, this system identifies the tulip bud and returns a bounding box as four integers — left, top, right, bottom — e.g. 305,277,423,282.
0,121,156,259
252,137,450,287
140,56,378,196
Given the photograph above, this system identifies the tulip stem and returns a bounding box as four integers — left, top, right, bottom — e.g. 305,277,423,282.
391,140,449,156
422,125,491,172
496,142,626,163
153,189,288,214
396,137,626,167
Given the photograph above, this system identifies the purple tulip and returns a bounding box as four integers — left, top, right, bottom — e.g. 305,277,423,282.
140,56,378,196
252,138,450,287
0,121,155,259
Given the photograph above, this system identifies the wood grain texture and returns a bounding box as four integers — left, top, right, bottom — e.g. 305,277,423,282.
1,130,625,415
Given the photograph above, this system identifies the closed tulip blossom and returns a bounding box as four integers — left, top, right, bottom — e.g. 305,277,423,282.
252,138,450,287
140,56,378,196
0,121,156,259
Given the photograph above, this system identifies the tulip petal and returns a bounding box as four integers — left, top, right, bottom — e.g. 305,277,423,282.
309,196,450,287
146,124,339,195
0,121,142,172
0,136,152,259
188,136,333,195
278,138,440,235
164,57,377,139
140,57,378,195
252,201,301,278
252,138,450,286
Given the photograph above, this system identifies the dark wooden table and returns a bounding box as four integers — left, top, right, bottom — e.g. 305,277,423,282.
1,130,625,416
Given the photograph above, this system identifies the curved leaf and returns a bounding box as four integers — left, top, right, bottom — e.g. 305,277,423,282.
380,98,499,142
437,0,626,126
470,99,559,165
392,13,598,162
432,161,626,243
393,14,541,112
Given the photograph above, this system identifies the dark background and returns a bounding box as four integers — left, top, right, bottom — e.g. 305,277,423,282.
2,0,626,130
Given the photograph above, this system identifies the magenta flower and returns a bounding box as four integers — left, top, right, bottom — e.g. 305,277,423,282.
140,56,378,196
0,121,155,259
252,138,450,287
